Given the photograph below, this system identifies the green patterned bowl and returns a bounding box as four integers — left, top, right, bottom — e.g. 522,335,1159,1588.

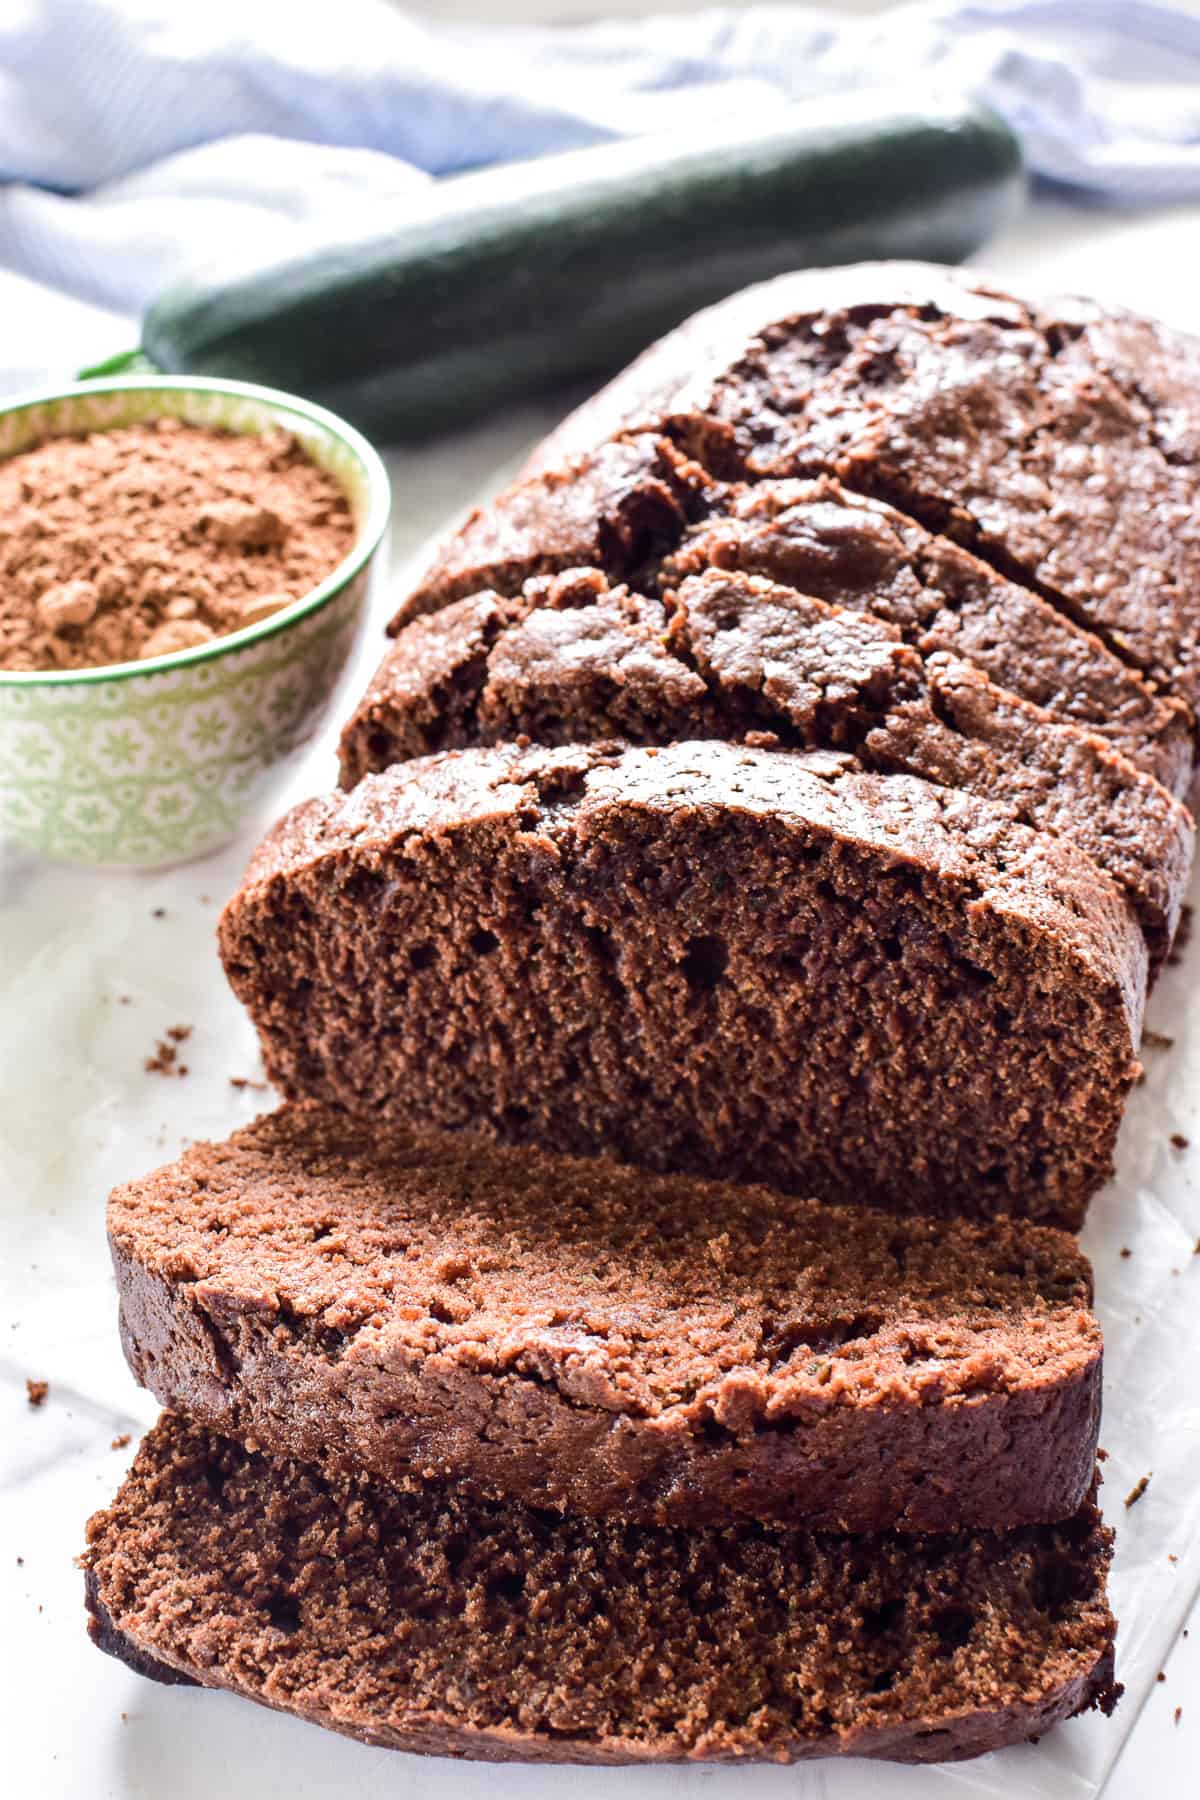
0,376,389,867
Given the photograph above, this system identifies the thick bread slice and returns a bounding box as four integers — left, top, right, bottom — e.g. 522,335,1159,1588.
219,739,1145,1228
341,567,1193,971
83,1415,1120,1766
110,1102,1102,1533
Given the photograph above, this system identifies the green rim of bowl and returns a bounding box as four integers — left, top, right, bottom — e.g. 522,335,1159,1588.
0,374,391,689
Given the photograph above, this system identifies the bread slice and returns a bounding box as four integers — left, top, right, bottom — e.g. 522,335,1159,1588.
220,739,1145,1228
340,567,1192,971
83,1415,1119,1766
109,1101,1103,1533
521,261,1200,717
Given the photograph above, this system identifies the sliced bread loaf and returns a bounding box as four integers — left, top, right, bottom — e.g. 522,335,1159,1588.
340,567,1192,970
220,739,1145,1227
84,1415,1119,1766
109,1101,1102,1533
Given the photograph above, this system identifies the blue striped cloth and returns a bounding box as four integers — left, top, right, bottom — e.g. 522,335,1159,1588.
1,0,1198,318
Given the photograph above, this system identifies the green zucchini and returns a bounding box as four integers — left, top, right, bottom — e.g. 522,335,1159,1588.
133,94,1022,442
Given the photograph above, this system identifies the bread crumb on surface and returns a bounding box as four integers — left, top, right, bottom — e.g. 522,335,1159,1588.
26,1378,48,1408
111,1433,131,1450
230,1076,268,1092
1170,1133,1189,1150
1124,1473,1152,1508
144,1027,191,1078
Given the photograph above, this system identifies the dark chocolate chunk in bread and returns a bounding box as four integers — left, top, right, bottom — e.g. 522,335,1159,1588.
110,1101,1103,1533
84,1415,1119,1766
221,739,1145,1228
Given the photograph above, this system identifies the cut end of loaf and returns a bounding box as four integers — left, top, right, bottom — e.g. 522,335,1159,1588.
220,739,1144,1229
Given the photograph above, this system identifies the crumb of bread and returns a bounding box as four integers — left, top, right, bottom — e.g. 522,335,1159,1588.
145,1026,191,1077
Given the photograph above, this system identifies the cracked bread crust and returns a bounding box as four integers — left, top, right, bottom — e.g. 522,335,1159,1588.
83,1416,1120,1766
221,739,1144,1228
397,453,1190,800
659,477,1193,795
523,263,1023,475
391,434,713,634
110,1101,1102,1533
340,567,1193,971
519,262,1200,715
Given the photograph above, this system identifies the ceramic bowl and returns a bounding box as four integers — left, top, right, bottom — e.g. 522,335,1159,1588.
0,376,389,867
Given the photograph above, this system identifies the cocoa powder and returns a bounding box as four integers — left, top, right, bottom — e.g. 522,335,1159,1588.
0,418,356,672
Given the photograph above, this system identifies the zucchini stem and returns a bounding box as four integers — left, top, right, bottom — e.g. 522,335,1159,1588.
77,348,158,380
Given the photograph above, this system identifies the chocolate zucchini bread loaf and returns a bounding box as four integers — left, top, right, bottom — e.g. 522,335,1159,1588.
220,739,1145,1228
513,262,1200,715
340,567,1192,969
84,1415,1119,1765
109,1102,1102,1533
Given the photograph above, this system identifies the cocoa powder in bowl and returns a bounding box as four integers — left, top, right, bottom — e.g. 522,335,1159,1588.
0,418,357,672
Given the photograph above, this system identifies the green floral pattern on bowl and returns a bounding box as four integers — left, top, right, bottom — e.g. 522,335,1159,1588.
0,378,389,867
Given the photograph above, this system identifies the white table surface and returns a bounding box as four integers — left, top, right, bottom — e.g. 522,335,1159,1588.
2,186,1199,1799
